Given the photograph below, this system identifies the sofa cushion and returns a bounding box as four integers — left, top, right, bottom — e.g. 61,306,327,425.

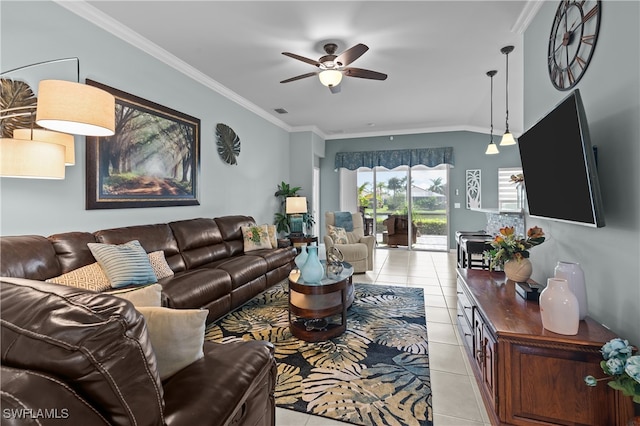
208,255,268,290
214,215,256,256
46,262,112,292
0,235,60,280
160,269,232,310
241,225,272,252
247,247,296,270
0,278,164,426
169,218,230,269
137,306,208,380
88,240,158,288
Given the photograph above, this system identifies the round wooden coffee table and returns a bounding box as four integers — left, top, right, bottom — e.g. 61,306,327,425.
288,262,353,342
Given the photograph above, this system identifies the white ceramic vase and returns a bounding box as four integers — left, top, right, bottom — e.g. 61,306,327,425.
554,261,588,320
539,277,580,335
503,258,533,282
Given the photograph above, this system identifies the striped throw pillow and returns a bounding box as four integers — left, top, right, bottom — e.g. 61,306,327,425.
88,240,157,288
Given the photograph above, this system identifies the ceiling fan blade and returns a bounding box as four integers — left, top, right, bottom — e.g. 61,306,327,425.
282,52,321,66
335,43,369,67
329,84,341,94
344,67,388,80
280,72,318,84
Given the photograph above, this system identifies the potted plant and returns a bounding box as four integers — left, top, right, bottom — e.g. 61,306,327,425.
484,226,545,282
273,181,314,236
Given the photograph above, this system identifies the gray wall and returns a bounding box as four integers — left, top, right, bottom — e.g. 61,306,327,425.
1,1,291,236
319,131,522,248
523,1,639,345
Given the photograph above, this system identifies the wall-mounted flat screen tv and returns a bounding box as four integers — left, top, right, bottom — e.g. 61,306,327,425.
517,89,605,227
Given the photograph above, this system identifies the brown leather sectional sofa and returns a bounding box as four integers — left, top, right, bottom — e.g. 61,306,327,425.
0,215,296,426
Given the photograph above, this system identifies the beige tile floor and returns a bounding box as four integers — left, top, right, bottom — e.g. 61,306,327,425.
276,249,492,426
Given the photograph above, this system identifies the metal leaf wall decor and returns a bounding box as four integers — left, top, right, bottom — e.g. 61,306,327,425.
215,123,241,165
1,78,39,138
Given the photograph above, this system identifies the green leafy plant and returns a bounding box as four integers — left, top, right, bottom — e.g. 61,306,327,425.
273,181,314,235
584,338,640,403
484,226,545,270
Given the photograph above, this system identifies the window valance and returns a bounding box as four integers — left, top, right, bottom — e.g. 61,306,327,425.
334,147,454,171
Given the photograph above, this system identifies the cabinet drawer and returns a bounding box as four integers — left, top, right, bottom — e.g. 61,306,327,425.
456,281,474,351
456,284,473,326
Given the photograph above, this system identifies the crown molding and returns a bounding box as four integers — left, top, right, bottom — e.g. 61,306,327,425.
54,0,292,133
54,0,512,143
321,124,492,141
512,0,544,34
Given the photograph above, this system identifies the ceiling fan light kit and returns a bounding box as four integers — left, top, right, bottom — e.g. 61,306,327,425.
318,70,342,87
280,42,387,93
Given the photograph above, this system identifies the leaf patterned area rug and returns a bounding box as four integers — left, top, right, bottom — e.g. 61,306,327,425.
205,282,433,426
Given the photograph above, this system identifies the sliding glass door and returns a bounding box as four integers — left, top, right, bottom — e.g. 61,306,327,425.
356,164,449,251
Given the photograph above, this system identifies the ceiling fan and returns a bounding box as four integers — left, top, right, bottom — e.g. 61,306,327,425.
280,43,387,94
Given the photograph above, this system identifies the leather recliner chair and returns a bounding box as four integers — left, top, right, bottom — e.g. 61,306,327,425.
383,214,417,247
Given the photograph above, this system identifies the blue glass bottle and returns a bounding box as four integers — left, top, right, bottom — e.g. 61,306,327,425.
294,245,308,270
300,245,324,283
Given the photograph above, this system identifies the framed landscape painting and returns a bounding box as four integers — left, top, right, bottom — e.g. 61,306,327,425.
86,80,200,209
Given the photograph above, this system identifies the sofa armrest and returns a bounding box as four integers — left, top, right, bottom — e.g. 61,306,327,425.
163,341,276,426
1,366,110,425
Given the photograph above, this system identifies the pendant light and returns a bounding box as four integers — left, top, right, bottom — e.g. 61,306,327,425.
500,45,516,146
485,70,499,155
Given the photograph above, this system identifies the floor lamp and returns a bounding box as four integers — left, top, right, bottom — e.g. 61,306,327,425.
1,57,115,179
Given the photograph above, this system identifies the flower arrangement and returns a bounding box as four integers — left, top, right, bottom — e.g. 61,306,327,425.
484,226,545,269
584,338,640,403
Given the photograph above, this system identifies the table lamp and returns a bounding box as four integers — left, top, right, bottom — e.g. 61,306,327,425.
286,196,307,237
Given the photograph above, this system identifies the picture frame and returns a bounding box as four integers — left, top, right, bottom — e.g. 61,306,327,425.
86,80,200,209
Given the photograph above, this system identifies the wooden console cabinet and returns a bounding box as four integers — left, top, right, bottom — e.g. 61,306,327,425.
456,268,632,426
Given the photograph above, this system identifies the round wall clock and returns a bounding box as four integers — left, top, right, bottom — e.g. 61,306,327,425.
548,0,601,91
215,123,240,165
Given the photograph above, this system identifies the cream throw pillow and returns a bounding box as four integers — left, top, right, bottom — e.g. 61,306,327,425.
46,262,111,292
327,225,349,244
264,224,278,248
241,225,272,252
108,283,162,307
136,307,208,380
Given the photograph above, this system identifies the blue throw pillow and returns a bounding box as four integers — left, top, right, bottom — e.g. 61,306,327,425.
88,240,158,288
334,212,354,232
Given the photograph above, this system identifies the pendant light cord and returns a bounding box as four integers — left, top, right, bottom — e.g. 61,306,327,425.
505,51,510,132
490,73,494,141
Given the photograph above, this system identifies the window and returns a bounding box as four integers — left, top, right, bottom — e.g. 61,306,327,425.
498,167,523,212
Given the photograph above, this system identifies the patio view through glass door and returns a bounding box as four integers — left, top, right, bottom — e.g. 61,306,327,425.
357,164,449,251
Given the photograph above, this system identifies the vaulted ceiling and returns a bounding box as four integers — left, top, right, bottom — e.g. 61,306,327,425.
64,1,541,139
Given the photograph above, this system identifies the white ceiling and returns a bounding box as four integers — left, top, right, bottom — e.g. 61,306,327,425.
63,1,541,140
